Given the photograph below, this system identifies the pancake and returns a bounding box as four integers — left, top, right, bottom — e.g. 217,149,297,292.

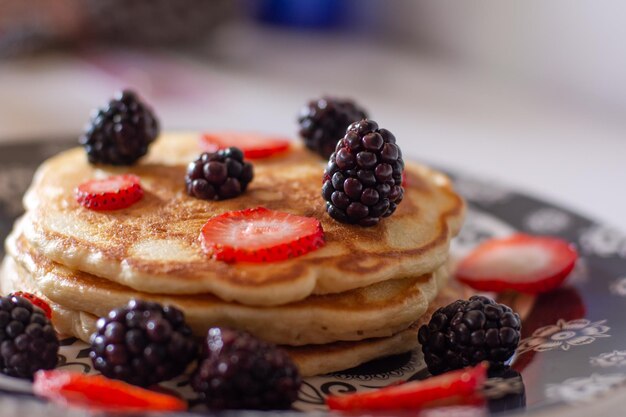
40,284,502,378
287,324,420,377
5,231,448,346
19,132,464,306
288,277,473,376
41,303,422,378
0,257,461,377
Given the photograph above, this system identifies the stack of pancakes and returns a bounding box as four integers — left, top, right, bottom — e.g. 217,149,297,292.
0,133,464,377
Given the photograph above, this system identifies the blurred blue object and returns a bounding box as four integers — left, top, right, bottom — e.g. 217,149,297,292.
255,0,347,29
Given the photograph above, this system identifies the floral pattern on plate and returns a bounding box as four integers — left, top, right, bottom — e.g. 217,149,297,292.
610,277,626,297
453,176,513,205
546,373,626,404
579,224,626,258
590,351,626,368
524,208,573,234
517,319,611,354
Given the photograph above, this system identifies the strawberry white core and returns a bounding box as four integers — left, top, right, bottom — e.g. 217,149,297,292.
88,179,125,193
221,219,299,250
455,233,578,293
466,245,553,281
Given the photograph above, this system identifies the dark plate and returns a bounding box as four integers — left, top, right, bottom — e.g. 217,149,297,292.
1,140,625,416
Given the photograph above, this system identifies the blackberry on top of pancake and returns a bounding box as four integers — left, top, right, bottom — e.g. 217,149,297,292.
79,90,159,166
323,119,404,227
298,96,368,159
185,147,254,201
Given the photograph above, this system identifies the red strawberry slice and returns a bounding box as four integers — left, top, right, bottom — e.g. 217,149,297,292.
326,362,488,411
200,132,291,159
456,234,578,294
75,174,143,211
10,292,52,319
200,207,325,263
34,370,187,412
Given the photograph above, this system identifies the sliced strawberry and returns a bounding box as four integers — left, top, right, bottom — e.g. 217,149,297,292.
75,174,143,211
33,370,187,413
327,363,488,411
456,234,578,294
200,207,325,263
10,292,52,319
200,132,291,159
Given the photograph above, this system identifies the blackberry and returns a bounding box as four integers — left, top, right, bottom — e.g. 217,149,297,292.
191,328,301,410
79,90,159,166
418,296,521,375
322,119,404,227
0,295,59,379
90,299,197,387
298,97,368,159
185,148,254,201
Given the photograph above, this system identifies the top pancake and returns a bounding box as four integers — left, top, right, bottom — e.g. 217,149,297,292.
20,132,464,306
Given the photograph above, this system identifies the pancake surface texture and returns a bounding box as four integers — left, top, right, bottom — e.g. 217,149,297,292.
6,230,448,345
20,132,464,306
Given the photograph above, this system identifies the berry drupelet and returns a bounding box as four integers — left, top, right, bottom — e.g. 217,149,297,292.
322,119,404,227
90,299,197,387
418,296,522,375
185,147,254,201
298,97,368,159
191,327,301,410
80,90,159,165
0,295,59,379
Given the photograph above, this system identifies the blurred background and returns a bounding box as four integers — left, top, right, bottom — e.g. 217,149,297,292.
0,0,624,229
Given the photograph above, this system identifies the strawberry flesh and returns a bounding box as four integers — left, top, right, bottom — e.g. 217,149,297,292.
10,292,52,319
456,234,578,294
200,132,291,159
200,207,325,263
33,370,187,412
327,363,488,411
75,174,143,211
